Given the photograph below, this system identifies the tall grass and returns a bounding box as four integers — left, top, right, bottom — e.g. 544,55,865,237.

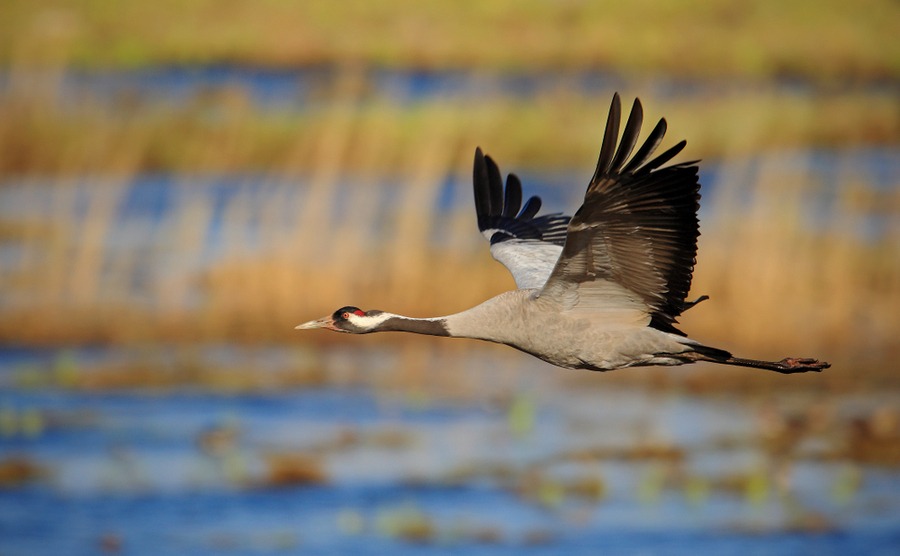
0,73,897,380
1,74,897,175
2,0,898,82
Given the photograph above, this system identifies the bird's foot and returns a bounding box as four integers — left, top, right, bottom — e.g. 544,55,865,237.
775,357,830,373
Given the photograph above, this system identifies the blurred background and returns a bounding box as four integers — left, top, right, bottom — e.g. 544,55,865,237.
1,1,898,554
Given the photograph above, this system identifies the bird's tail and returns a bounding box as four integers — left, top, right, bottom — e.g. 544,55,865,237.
682,344,830,374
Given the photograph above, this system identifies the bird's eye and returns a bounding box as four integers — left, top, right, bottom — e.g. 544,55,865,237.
342,312,350,319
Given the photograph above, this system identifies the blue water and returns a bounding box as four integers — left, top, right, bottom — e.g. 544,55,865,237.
6,487,900,556
1,346,900,555
1,65,898,554
3,65,896,110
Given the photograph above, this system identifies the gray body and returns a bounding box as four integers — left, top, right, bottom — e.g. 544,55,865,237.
445,290,691,371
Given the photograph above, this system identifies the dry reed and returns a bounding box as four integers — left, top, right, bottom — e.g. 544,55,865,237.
2,0,897,82
0,78,897,175
0,73,897,383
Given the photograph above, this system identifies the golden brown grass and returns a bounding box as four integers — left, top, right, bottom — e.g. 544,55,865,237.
0,74,897,383
0,77,897,175
2,0,898,82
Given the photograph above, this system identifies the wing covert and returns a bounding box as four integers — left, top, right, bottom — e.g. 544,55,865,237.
541,94,702,335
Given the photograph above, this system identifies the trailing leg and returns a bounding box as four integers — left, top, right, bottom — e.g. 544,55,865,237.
678,344,830,374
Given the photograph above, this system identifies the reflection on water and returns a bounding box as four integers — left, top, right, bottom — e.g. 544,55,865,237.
1,347,899,555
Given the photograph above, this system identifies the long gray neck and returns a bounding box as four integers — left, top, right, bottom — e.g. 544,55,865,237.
367,291,528,341
410,291,528,342
375,316,450,336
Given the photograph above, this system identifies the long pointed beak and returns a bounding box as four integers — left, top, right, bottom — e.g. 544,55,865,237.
295,317,333,330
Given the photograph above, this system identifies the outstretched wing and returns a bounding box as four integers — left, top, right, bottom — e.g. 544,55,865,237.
540,93,701,335
473,148,571,289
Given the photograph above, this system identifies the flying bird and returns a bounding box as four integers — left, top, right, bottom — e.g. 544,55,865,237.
297,94,829,374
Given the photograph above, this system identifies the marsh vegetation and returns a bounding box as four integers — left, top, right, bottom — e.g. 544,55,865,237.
1,1,899,553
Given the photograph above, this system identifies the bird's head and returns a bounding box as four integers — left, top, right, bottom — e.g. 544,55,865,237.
295,306,387,334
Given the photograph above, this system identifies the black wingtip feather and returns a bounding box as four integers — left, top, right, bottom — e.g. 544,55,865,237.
592,92,622,182
518,196,542,220
473,147,492,223
471,147,571,246
641,140,687,174
608,98,643,174
503,175,523,218
484,155,504,218
620,118,667,175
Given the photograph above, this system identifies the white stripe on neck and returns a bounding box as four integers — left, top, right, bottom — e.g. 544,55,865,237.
346,312,395,329
347,312,447,329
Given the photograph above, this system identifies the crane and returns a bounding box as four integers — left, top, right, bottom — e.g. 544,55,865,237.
296,94,829,374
